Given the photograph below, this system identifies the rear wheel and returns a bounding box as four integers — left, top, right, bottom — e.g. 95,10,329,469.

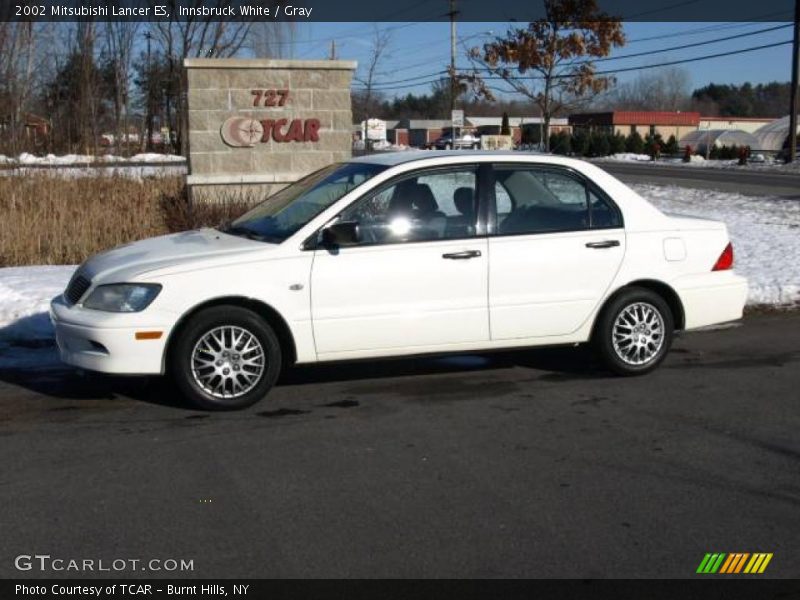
169,306,281,410
594,287,674,375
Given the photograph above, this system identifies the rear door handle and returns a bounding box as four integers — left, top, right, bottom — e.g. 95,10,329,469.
442,250,482,259
585,240,620,249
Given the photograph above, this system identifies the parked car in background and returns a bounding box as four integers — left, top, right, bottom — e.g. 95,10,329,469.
432,132,480,149
51,151,748,410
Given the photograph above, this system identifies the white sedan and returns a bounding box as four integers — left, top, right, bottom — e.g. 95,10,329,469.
50,152,748,410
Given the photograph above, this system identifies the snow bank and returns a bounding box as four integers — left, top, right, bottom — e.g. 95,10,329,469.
633,184,800,307
2,152,185,166
606,153,651,162
0,265,75,369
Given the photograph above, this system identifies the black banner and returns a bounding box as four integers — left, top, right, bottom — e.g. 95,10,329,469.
1,0,797,23
4,580,800,600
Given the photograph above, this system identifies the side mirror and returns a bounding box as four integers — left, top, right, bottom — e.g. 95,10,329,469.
321,220,359,247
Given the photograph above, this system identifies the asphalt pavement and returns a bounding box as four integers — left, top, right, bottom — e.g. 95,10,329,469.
1,312,799,578
591,160,800,198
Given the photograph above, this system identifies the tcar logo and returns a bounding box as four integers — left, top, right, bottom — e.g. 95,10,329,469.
696,552,773,574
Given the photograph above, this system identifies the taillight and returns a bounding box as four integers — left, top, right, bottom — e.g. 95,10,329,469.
712,242,734,271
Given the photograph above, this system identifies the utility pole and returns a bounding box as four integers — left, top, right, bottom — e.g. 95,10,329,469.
145,29,153,152
449,0,457,113
787,0,799,163
329,40,336,60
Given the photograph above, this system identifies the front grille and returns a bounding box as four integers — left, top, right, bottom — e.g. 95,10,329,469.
64,274,91,305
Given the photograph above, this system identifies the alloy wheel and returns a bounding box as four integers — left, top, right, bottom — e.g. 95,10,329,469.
611,302,665,366
191,326,266,399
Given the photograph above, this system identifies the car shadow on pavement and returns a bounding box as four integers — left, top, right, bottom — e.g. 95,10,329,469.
279,345,604,386
0,344,606,412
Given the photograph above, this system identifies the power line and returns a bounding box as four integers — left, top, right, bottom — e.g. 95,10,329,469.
482,40,793,82
353,39,792,91
467,23,791,71
625,13,793,44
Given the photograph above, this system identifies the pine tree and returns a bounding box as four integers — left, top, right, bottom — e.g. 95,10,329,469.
626,131,644,154
500,112,511,136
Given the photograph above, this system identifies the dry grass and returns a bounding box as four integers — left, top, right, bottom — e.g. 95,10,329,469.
0,175,256,266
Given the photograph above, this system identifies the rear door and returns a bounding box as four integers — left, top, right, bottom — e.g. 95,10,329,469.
487,164,625,340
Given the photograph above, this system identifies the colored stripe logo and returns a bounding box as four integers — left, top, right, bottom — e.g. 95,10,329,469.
696,553,773,574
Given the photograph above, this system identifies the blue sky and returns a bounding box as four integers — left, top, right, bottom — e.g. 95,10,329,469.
282,21,795,98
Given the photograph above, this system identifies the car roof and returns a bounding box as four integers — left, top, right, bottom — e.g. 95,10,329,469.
348,150,586,168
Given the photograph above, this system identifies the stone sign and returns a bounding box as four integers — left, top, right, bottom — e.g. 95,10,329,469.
184,58,357,201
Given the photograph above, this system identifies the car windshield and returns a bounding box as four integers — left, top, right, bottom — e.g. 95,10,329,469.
220,162,387,243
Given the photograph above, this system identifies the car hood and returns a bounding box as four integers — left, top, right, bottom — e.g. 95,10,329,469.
77,228,272,284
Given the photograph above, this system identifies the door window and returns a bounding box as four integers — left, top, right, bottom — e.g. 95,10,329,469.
493,166,621,234
339,169,478,245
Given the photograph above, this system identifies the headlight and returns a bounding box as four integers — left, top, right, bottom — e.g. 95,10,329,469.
83,284,162,312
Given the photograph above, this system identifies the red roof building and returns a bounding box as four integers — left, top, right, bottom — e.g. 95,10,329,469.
569,111,700,139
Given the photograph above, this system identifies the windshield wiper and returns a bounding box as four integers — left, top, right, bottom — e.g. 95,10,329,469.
219,224,271,242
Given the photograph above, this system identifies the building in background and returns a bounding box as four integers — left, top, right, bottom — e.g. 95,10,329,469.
699,116,775,134
569,111,700,140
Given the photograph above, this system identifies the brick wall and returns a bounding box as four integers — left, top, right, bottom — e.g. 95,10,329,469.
185,58,356,202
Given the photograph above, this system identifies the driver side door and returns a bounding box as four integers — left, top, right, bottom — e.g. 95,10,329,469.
309,166,490,358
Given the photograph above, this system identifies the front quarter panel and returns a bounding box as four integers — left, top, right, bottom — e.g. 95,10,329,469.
152,253,316,365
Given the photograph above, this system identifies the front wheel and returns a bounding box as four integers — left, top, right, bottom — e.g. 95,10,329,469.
593,288,674,376
169,306,282,410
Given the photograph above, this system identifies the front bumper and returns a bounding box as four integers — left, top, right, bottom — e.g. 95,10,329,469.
50,296,168,374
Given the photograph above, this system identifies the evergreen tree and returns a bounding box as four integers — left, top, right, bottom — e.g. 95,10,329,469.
500,112,511,135
571,129,590,156
609,132,627,154
589,132,611,156
625,131,644,154
551,131,571,155
664,134,679,154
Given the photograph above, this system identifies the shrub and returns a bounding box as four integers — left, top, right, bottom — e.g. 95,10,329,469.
609,132,627,154
571,129,590,156
550,131,571,155
664,134,679,154
625,131,644,154
588,132,611,157
0,175,256,266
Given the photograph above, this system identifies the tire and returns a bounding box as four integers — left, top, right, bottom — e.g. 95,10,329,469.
444,143,451,150
593,287,674,376
169,306,282,410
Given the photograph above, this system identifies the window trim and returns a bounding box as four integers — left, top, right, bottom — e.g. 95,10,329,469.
487,163,624,238
305,163,488,250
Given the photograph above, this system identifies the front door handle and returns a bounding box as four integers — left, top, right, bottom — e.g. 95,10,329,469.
442,250,482,259
585,240,620,249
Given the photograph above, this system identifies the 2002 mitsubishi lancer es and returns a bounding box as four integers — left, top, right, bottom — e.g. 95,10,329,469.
51,152,748,410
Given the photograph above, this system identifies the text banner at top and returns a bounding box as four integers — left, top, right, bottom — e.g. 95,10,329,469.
2,0,797,23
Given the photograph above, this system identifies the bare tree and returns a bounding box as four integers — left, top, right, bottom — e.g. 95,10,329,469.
464,0,625,151
0,21,39,152
249,22,296,59
148,0,266,154
103,22,141,155
354,27,392,124
602,67,692,112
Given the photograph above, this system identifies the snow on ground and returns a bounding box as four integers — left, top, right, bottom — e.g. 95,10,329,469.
0,265,74,369
597,152,800,173
3,152,185,165
0,153,187,179
633,184,800,307
0,184,797,369
605,153,651,162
